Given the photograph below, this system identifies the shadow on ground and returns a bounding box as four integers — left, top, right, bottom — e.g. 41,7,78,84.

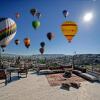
0,75,19,88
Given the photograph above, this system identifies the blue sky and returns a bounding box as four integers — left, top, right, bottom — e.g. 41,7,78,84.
0,0,100,55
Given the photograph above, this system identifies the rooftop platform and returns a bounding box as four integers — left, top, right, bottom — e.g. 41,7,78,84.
0,72,100,100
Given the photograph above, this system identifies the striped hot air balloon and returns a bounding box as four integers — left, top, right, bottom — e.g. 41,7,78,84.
0,18,17,50
61,21,78,43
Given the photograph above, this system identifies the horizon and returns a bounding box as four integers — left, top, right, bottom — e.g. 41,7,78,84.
2,53,100,56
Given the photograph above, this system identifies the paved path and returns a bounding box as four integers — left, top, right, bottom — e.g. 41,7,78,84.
0,72,100,100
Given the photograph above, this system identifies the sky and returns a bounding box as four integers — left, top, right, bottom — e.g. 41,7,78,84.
0,0,100,55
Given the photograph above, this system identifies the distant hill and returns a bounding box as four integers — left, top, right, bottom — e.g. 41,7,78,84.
1,53,65,58
33,54,65,58
1,53,100,59
1,53,100,65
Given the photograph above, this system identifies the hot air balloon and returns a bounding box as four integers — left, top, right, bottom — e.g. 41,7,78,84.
16,12,20,19
47,32,54,41
40,42,45,48
1,45,6,52
24,38,30,48
39,47,44,54
61,21,78,43
32,20,40,29
15,39,20,45
30,8,37,16
36,12,41,19
63,10,69,18
0,18,17,51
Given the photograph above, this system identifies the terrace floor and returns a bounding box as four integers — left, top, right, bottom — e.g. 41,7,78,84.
0,71,100,100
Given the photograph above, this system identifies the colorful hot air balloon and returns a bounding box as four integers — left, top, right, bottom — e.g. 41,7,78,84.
61,21,78,43
24,38,30,48
63,10,69,18
0,18,17,51
47,32,54,41
15,39,20,45
40,42,45,48
39,47,44,54
36,12,41,19
30,8,37,16
16,12,20,19
32,20,40,29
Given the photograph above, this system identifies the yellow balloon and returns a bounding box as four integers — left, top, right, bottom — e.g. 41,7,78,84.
61,21,78,42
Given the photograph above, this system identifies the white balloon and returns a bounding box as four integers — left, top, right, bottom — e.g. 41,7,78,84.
0,18,17,47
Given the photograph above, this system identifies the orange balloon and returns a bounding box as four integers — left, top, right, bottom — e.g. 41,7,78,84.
61,21,78,43
24,38,30,48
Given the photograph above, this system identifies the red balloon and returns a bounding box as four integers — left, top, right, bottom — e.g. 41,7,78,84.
47,32,54,41
39,47,44,54
16,12,20,19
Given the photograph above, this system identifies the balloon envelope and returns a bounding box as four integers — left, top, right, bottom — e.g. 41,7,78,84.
36,12,41,19
63,10,69,18
1,45,6,52
30,8,37,16
40,42,45,48
47,32,54,41
61,21,78,42
32,20,40,29
16,12,20,19
24,38,30,48
15,39,20,45
39,47,44,54
0,18,17,48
